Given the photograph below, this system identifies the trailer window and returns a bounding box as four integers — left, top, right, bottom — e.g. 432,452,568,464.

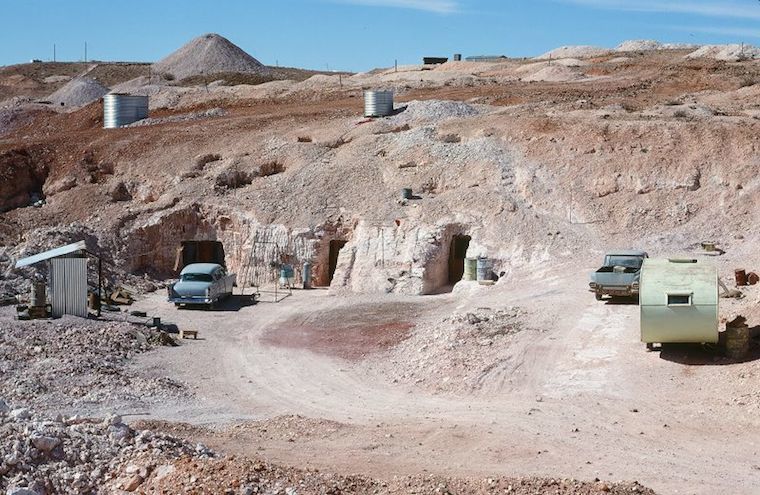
667,294,692,306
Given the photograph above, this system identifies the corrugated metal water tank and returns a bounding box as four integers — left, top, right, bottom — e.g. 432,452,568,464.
103,93,149,128
364,90,394,117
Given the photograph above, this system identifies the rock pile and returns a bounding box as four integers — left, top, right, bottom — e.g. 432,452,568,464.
152,33,271,81
616,40,698,52
535,45,611,59
46,77,109,109
0,402,213,495
686,43,760,61
0,314,186,415
390,99,483,125
365,307,536,393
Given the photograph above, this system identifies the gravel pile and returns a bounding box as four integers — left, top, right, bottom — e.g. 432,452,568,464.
0,314,187,415
364,307,535,393
523,64,585,82
390,99,483,124
686,44,760,61
535,45,611,59
124,107,226,127
0,403,213,495
46,77,109,109
152,33,270,81
616,40,698,52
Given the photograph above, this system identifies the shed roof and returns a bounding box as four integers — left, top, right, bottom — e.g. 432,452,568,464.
640,258,717,306
15,241,87,268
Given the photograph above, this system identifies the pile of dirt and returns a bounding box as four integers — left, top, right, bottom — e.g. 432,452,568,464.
616,40,698,52
46,77,109,109
124,107,226,127
523,64,586,82
535,45,610,59
140,457,657,495
152,33,271,81
390,99,484,124
0,403,213,495
0,313,187,415
365,307,536,393
686,44,760,61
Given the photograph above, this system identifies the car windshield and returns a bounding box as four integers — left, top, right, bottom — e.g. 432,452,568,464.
606,256,643,268
181,273,213,282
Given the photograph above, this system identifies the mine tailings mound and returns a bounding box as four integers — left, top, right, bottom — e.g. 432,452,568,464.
152,33,271,81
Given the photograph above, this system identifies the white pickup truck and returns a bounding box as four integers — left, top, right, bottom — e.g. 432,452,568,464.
167,263,236,308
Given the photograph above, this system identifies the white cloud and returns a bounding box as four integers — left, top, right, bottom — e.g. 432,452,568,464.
557,0,760,21
334,0,458,13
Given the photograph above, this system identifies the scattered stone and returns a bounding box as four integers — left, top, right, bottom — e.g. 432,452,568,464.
10,408,30,421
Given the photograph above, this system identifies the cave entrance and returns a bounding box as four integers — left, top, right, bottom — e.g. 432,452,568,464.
448,235,471,284
328,240,347,285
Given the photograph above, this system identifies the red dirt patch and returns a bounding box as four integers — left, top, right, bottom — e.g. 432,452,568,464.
262,302,418,360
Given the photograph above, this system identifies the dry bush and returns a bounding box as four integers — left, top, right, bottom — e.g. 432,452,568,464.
257,161,285,177
438,133,461,144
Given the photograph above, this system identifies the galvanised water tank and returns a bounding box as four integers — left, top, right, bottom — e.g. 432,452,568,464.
364,90,394,117
103,93,149,128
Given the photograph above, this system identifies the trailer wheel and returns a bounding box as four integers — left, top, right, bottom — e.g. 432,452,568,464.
595,293,603,301
646,343,654,351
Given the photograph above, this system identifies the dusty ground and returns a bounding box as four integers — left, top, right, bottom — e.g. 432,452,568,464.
121,263,760,495
3,43,760,493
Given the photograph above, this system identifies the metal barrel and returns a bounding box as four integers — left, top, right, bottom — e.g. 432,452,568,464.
453,53,462,61
364,90,394,117
30,281,46,307
464,258,477,281
401,188,413,200
302,262,312,289
724,322,749,359
103,93,149,128
476,257,492,281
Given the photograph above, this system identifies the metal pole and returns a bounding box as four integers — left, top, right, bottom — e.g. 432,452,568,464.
53,44,56,62
395,59,397,72
97,257,102,317
84,41,87,62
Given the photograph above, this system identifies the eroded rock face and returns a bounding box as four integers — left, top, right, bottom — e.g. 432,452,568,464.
0,149,49,212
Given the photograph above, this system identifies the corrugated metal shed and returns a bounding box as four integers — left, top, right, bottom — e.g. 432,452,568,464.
50,258,88,318
640,258,718,344
15,241,87,268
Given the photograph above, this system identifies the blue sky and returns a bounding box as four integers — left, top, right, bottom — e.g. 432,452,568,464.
0,0,758,71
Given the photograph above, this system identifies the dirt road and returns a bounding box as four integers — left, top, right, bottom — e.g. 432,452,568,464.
129,267,760,494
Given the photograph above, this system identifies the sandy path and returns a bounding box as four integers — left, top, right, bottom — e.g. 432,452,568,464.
129,271,760,494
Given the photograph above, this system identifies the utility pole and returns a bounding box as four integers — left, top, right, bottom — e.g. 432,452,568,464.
53,43,56,62
84,41,87,62
394,59,397,72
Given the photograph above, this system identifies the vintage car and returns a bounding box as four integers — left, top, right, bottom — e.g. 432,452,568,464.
589,250,648,301
167,263,236,308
